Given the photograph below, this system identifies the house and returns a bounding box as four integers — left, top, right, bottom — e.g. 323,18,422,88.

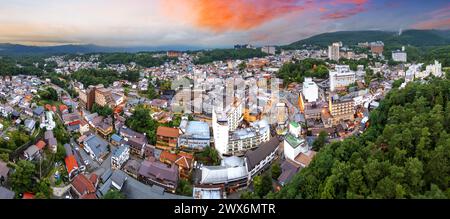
23,145,41,161
111,170,128,190
156,126,179,151
110,134,122,146
33,106,45,117
83,134,109,163
159,151,194,179
138,157,179,193
59,104,69,114
100,169,113,183
79,120,90,135
0,186,15,199
123,159,141,178
245,137,281,180
35,140,46,151
111,145,130,170
119,127,147,157
24,119,36,134
65,155,79,180
0,161,10,186
283,134,317,168
71,174,97,199
62,113,81,125
44,130,57,153
277,160,301,186
96,117,113,138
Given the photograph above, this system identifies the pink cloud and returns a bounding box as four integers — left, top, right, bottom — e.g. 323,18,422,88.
412,5,450,29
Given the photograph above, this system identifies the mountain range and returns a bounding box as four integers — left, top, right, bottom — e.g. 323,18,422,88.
1,29,449,56
284,29,450,49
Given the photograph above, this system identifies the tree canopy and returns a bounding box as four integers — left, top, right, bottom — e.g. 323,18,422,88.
275,77,450,199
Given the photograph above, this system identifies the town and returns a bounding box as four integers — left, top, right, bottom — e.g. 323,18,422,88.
1,35,447,200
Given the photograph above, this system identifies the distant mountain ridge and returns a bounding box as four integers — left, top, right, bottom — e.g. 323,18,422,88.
1,29,449,56
0,43,206,56
284,29,450,49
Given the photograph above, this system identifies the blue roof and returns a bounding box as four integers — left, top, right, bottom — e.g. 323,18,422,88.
113,145,129,157
185,121,210,139
33,106,44,115
84,135,109,158
111,134,122,142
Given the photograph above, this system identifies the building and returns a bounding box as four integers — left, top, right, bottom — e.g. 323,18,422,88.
278,160,301,186
138,157,179,193
119,127,148,157
288,121,301,138
83,134,109,163
261,46,276,55
302,78,319,102
245,137,281,179
225,119,270,156
71,174,97,199
329,94,355,125
426,60,443,77
283,134,316,168
199,156,248,191
328,42,341,61
24,119,36,134
111,170,128,190
44,130,57,153
156,127,180,151
65,155,79,180
392,50,407,62
284,134,308,161
178,119,210,151
329,65,356,92
111,145,130,170
370,41,384,55
193,186,225,199
159,151,194,179
95,87,113,108
78,85,97,111
167,50,182,58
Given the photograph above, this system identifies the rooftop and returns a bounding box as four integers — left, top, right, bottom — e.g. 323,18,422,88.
285,134,306,149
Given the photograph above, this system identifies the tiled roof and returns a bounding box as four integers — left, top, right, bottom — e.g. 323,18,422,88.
72,174,96,195
156,126,180,138
245,137,281,171
35,140,46,150
65,155,78,175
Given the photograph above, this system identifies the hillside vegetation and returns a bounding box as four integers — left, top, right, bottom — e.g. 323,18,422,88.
273,76,450,199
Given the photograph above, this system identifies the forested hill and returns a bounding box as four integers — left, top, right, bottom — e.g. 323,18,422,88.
273,76,450,199
283,29,450,49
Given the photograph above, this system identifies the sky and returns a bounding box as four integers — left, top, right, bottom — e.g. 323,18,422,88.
0,0,449,47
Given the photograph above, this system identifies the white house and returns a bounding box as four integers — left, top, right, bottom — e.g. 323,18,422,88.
111,145,130,170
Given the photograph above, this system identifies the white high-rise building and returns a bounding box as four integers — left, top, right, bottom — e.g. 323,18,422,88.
329,65,356,91
392,50,407,62
328,42,341,61
302,78,319,102
212,100,244,155
426,60,442,77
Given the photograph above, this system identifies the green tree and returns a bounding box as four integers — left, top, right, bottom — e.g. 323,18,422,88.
176,179,193,196
253,173,273,198
102,189,126,199
9,160,36,194
34,178,53,199
271,162,282,180
312,131,328,151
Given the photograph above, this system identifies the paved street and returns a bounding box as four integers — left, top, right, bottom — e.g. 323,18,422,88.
120,170,191,199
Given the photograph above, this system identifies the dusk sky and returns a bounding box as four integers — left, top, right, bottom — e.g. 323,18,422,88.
0,0,449,47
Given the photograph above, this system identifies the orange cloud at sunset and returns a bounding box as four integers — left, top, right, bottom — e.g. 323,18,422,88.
164,0,309,32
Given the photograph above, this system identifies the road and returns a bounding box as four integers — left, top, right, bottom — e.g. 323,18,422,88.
120,170,191,199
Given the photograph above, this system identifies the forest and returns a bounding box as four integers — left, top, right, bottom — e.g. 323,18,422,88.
193,48,267,64
271,76,450,199
276,58,329,85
